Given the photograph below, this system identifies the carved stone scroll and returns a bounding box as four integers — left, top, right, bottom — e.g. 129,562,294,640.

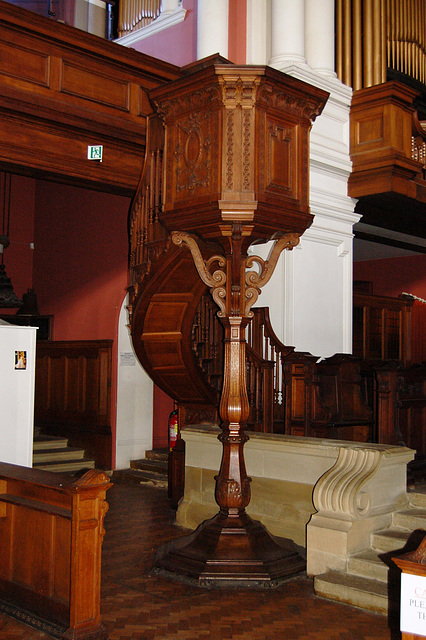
312,446,383,520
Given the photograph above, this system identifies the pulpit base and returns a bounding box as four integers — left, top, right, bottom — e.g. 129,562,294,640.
152,510,305,588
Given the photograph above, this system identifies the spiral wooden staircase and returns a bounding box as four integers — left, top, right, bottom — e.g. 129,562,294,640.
128,58,327,429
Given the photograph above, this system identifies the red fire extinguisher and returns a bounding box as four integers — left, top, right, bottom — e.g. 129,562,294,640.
168,407,178,451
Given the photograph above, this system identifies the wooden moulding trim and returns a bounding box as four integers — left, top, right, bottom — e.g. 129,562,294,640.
348,172,419,199
0,578,70,627
350,81,420,110
0,0,181,84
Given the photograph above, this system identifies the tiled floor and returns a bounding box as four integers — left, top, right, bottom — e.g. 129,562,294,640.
0,482,401,639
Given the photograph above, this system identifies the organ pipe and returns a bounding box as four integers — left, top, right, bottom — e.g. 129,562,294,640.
335,0,426,89
118,0,162,38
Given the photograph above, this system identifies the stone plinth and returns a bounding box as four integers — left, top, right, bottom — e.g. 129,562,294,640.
176,425,415,574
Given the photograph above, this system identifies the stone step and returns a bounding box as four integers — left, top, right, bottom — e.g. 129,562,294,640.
34,459,96,473
130,458,168,474
347,549,390,583
145,448,169,463
112,468,168,489
33,447,87,463
393,508,426,531
33,435,69,451
408,491,426,509
371,528,411,553
314,570,391,615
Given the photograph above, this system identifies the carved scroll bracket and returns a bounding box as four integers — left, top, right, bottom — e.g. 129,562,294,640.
245,233,300,316
171,231,227,316
312,447,383,521
172,229,300,319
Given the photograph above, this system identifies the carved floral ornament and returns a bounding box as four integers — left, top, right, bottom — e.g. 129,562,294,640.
257,84,325,123
154,84,222,121
171,231,300,318
218,75,261,107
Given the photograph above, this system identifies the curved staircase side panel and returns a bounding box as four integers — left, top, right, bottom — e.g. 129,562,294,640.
130,244,220,409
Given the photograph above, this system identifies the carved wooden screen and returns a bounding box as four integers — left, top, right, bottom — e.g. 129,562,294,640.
353,293,414,364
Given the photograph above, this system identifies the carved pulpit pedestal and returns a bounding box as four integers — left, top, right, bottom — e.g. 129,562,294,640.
144,58,328,586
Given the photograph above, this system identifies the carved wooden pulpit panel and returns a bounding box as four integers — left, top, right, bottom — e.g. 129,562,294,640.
150,60,326,241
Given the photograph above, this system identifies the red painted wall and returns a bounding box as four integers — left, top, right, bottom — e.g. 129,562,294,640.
353,254,426,299
228,0,247,64
1,175,36,312
2,177,132,465
33,180,130,341
130,0,197,67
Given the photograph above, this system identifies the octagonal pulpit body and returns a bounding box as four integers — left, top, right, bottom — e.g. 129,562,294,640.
150,59,329,242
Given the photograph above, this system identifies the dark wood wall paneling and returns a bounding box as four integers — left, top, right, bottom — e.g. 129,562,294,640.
0,0,181,194
35,340,113,469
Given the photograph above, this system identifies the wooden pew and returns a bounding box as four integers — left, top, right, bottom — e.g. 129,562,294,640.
0,463,111,640
310,355,373,442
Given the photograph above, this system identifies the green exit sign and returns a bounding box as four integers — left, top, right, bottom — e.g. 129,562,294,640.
87,145,103,161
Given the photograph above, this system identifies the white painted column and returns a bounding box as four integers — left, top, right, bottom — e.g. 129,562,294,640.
305,0,336,77
161,0,181,14
251,72,357,359
246,0,270,65
197,0,229,60
269,0,307,69
115,296,154,469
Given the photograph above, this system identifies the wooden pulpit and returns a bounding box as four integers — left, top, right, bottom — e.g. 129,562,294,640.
144,57,329,587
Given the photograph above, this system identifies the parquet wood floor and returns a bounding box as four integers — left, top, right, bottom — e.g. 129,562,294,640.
0,483,400,640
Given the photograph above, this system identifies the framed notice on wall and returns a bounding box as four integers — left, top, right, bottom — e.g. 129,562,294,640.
15,351,27,370
400,573,426,637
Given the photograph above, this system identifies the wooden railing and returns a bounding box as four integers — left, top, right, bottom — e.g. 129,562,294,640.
247,306,294,430
336,0,426,90
128,114,168,321
192,296,294,433
190,292,426,449
192,293,224,393
0,463,111,639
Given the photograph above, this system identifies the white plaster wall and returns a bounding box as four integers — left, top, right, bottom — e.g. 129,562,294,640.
197,0,229,60
246,0,271,65
115,296,154,469
0,323,36,467
252,64,358,357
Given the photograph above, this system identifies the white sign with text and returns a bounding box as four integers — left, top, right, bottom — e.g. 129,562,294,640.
401,572,426,637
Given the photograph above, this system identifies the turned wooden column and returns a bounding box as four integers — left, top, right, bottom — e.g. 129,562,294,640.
153,227,306,585
216,315,252,517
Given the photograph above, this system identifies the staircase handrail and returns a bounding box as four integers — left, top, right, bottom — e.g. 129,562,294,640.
249,306,294,361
